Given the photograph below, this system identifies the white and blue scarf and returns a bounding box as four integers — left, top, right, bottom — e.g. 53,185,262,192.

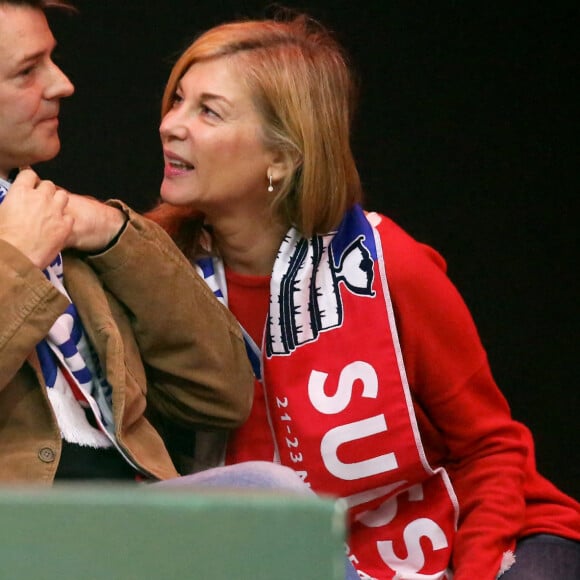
1,175,115,449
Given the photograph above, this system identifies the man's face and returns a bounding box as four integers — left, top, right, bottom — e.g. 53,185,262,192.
0,4,74,178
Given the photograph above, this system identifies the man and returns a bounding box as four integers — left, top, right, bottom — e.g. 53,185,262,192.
0,0,254,483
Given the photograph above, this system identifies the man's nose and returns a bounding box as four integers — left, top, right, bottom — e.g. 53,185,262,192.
44,61,75,100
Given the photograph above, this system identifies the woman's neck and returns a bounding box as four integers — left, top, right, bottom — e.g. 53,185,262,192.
209,213,288,276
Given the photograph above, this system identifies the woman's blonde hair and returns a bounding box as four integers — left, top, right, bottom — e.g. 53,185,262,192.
149,13,363,254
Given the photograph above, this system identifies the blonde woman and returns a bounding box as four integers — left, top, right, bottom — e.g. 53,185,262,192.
149,13,580,580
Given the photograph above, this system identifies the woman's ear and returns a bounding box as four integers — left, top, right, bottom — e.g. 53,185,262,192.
267,149,301,183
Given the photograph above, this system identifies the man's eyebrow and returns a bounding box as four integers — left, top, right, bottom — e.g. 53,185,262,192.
14,41,57,67
16,51,44,65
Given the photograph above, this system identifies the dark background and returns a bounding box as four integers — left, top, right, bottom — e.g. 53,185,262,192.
44,1,578,498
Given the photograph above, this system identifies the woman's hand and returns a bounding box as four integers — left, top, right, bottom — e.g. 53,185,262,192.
64,192,127,253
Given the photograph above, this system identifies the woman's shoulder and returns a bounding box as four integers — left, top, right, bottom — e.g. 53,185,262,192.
365,211,448,285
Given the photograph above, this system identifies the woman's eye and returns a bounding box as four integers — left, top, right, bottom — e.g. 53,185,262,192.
200,104,220,119
171,93,183,107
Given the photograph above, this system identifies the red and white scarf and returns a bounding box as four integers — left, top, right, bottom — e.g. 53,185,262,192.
197,205,459,579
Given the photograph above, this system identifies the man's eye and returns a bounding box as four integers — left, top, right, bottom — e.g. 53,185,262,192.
18,66,36,77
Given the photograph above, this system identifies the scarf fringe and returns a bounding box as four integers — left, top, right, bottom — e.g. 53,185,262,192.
46,384,112,448
392,570,450,579
496,550,516,578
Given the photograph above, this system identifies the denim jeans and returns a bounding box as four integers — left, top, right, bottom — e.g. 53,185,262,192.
156,460,309,491
499,533,580,579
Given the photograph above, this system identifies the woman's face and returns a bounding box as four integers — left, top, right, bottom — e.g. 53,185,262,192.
159,57,274,216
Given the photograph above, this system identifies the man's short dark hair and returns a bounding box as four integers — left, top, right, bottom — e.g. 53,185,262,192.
0,1,74,11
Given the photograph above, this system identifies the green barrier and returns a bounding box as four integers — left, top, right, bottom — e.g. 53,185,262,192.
0,485,347,580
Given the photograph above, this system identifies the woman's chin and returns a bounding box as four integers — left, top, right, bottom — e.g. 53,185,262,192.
160,183,190,206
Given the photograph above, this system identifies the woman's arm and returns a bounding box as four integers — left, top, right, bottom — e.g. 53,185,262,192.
381,217,527,579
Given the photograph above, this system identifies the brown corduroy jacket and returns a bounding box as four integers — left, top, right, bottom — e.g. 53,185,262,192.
0,201,253,483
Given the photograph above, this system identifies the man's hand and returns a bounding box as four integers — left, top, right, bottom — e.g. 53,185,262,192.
0,169,73,269
64,193,127,253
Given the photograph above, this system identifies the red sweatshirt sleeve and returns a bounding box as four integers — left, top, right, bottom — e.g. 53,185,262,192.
378,216,527,579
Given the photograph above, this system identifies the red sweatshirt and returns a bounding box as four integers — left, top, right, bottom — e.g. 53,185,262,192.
225,214,580,580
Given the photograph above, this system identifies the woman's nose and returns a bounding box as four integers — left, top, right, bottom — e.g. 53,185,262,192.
160,110,188,141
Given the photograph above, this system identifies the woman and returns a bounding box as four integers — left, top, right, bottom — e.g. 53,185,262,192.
148,13,580,580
